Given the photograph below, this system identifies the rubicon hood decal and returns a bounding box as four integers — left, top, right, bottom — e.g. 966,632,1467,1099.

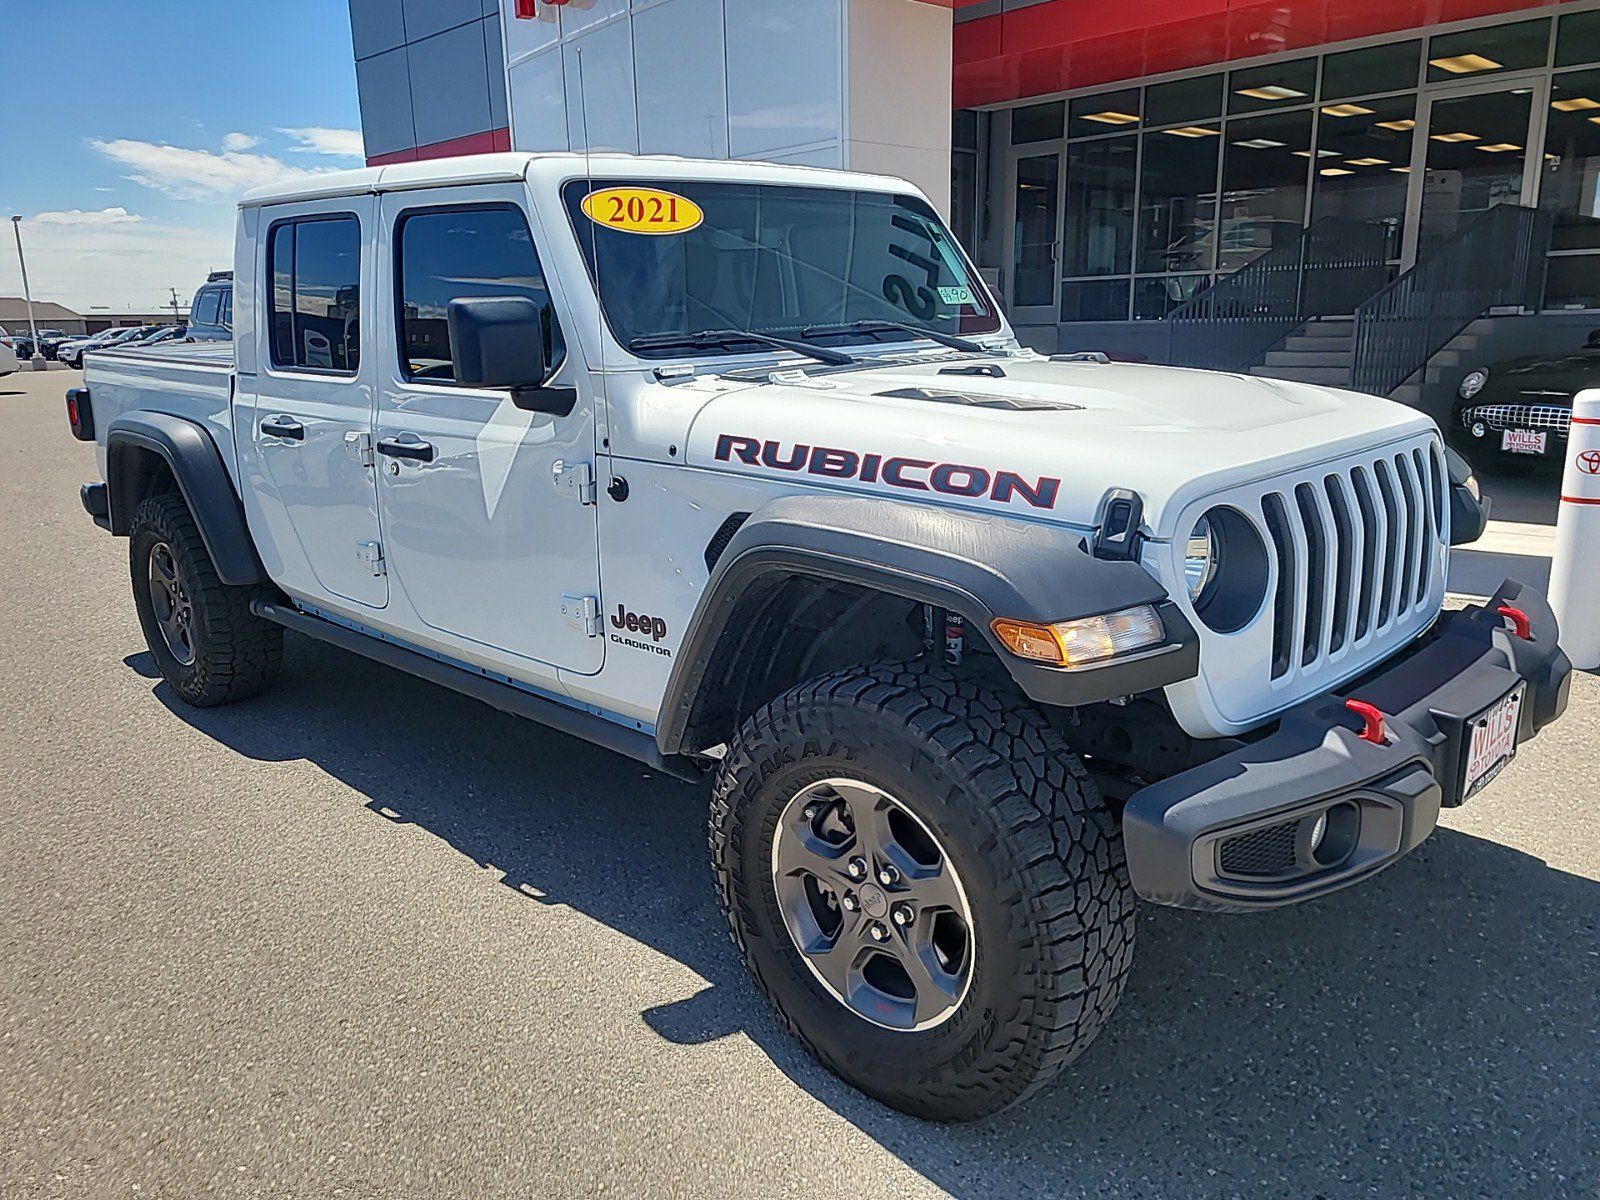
714,434,1061,510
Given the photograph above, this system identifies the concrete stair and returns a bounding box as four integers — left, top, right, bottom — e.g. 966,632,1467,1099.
1247,316,1494,413
1249,318,1355,387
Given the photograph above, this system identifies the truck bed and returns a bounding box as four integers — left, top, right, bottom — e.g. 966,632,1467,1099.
83,341,238,481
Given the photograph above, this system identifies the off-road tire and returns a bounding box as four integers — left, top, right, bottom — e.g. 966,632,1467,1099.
710,663,1135,1121
130,492,282,706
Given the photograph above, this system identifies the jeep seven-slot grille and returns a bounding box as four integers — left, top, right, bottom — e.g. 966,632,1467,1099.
1262,443,1447,681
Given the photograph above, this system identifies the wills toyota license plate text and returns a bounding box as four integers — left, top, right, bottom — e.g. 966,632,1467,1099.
1501,429,1547,456
1463,685,1524,800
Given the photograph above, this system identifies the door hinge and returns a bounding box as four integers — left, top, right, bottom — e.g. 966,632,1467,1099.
358,540,386,576
561,592,601,637
345,430,374,468
554,460,597,505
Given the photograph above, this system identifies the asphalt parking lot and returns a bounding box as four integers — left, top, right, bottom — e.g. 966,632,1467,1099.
2,367,1597,1199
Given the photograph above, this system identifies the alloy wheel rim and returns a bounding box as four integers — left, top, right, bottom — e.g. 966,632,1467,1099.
147,541,196,666
771,777,975,1032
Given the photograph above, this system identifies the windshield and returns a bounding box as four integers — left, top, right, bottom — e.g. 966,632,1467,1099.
561,179,1000,357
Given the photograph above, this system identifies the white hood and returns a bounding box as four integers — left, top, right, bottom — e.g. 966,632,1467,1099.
680,356,1438,540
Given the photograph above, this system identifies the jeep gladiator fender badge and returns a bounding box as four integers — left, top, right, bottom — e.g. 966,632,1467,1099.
610,604,672,657
582,187,703,235
714,434,1061,510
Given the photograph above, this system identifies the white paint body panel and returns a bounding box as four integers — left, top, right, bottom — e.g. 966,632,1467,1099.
86,152,1452,743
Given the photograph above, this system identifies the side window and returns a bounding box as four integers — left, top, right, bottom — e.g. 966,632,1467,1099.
266,215,361,374
218,287,233,330
396,206,565,382
192,287,222,327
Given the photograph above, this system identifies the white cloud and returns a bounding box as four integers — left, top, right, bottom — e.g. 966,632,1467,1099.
1,207,233,314
91,137,329,201
277,126,365,157
32,207,144,227
221,131,260,151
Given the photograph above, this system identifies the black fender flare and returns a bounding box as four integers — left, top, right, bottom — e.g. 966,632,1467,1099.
105,411,267,586
656,494,1198,755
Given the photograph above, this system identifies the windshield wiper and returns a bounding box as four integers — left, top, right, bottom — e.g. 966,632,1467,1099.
799,319,989,355
627,328,855,367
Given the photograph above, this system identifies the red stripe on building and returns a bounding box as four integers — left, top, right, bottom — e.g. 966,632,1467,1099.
954,0,1565,108
367,127,512,168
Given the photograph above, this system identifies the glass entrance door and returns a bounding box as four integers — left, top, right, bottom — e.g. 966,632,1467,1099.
1411,84,1538,260
1004,149,1063,323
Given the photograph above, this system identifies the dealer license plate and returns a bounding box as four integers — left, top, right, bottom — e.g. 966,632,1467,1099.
1461,685,1524,800
1501,428,1547,456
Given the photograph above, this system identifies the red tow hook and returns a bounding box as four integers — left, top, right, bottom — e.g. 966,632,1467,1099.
1345,699,1387,745
1496,605,1534,641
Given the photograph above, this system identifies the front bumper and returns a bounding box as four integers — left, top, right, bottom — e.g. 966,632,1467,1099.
1124,579,1571,912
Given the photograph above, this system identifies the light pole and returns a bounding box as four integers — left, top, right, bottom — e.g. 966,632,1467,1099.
10,215,47,371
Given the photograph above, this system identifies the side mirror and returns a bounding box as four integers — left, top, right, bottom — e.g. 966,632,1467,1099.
447,296,575,415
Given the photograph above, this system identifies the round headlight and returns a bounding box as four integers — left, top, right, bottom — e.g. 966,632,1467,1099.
1184,515,1218,603
1459,368,1489,399
1183,507,1271,633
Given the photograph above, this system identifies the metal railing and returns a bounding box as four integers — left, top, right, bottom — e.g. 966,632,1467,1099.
1349,204,1552,397
1163,217,1392,373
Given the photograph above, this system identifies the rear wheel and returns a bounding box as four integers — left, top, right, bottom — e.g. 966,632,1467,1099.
129,493,282,706
710,663,1134,1121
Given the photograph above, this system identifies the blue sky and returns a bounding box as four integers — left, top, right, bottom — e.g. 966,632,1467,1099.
0,1,363,315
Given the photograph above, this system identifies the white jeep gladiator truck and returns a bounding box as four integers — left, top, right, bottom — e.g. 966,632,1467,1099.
69,152,1571,1121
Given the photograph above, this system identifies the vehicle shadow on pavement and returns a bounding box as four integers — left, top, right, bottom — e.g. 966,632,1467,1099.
147,634,1600,1199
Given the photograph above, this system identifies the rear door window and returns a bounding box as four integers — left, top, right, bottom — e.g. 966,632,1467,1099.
266,215,361,373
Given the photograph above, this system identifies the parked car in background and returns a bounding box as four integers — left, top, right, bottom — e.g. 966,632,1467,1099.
0,338,18,376
57,326,153,368
185,272,233,341
9,328,69,359
1453,329,1600,472
127,325,186,347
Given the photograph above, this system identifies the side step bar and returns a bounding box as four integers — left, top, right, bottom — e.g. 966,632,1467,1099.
251,600,704,783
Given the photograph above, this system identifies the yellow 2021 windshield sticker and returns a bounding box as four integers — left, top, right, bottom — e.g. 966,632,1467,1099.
582,187,704,235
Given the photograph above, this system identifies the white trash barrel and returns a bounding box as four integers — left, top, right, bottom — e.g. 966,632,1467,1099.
1548,388,1600,670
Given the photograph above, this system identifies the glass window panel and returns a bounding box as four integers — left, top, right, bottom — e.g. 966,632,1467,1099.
192,288,221,327
1229,59,1317,115
289,217,361,372
1064,135,1136,276
1418,87,1532,256
1427,19,1550,83
1542,68,1600,251
1557,9,1600,68
1219,110,1313,271
1011,100,1064,144
1543,254,1600,307
1133,274,1210,319
1069,88,1142,137
1321,41,1421,100
1311,93,1414,259
953,109,979,151
397,206,565,382
1061,277,1130,321
268,223,294,367
1012,154,1060,307
1146,74,1222,127
1138,125,1221,272
952,151,979,251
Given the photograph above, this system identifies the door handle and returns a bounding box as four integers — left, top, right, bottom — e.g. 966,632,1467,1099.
260,415,305,441
376,435,436,463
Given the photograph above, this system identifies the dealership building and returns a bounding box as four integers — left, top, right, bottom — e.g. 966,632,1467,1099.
347,0,1600,415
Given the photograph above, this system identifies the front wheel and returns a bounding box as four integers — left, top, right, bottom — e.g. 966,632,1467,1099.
129,492,283,706
710,664,1134,1121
